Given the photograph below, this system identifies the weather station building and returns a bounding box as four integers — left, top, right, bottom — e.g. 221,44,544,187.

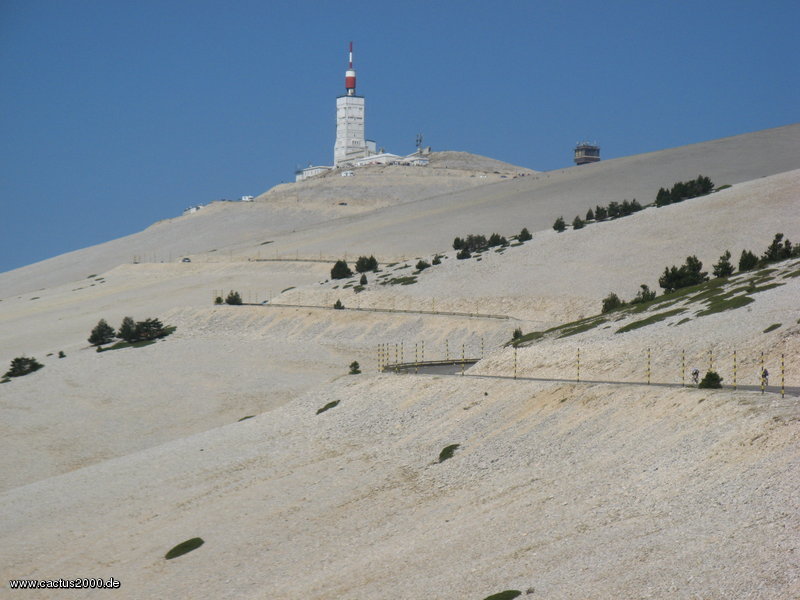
574,142,601,165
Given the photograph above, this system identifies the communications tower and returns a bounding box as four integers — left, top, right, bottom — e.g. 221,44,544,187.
334,42,367,166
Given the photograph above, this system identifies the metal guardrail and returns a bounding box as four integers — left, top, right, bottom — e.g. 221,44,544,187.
245,302,512,320
381,359,480,372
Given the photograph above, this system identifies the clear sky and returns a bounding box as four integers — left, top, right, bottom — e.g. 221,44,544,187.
1,0,797,274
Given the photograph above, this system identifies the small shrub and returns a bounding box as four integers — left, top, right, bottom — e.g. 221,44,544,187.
331,259,353,279
416,259,431,271
438,444,460,463
4,356,44,378
601,292,625,313
165,537,204,560
432,255,442,265
518,227,532,242
225,291,242,305
360,273,367,285
553,216,566,232
316,400,340,414
457,248,471,260
58,351,66,359
214,296,223,305
333,299,344,310
482,591,522,600
512,327,523,340
763,323,781,333
349,361,361,374
698,370,722,389
630,284,656,304
452,236,464,250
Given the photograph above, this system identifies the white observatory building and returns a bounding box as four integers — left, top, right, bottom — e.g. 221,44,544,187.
297,42,427,182
333,42,374,166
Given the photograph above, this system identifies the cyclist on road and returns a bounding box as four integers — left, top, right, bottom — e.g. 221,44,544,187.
691,368,700,385
761,367,769,388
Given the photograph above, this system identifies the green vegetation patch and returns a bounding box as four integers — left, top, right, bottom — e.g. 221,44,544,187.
316,400,340,415
616,308,685,334
748,282,785,294
165,537,204,560
482,591,522,600
238,415,255,422
380,276,418,286
438,444,460,463
513,331,545,345
675,317,692,327
763,323,782,333
558,317,608,338
696,294,754,316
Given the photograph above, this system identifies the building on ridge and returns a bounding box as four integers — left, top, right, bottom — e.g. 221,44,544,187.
574,142,601,165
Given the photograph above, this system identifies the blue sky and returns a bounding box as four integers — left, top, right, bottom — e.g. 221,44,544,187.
1,0,797,274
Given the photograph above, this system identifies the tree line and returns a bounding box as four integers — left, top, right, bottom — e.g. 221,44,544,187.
602,232,799,313
554,175,714,232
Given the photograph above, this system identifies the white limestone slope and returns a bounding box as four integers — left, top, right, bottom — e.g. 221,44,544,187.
279,168,800,324
1,376,797,598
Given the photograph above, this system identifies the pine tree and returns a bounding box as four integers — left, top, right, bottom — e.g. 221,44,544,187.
607,201,621,219
359,273,367,285
118,316,137,343
225,290,243,305
630,199,643,212
572,215,584,230
518,227,532,242
585,208,595,221
333,299,344,310
553,216,566,232
135,318,165,341
712,250,735,278
4,356,43,378
349,361,361,375
88,319,116,346
331,260,352,279
738,249,758,272
452,237,464,250
655,187,671,207
595,205,608,220
355,256,372,273
763,233,790,263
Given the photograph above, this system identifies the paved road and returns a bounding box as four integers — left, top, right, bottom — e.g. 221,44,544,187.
388,362,799,397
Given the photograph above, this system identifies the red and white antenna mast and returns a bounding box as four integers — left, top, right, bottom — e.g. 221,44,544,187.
345,41,356,95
